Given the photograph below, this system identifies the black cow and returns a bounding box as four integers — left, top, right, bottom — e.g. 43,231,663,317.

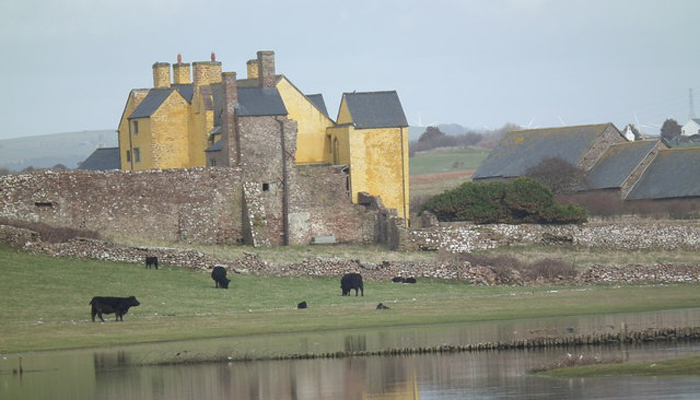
404,277,417,284
211,266,231,289
89,296,140,322
297,301,308,309
145,256,158,270
392,277,404,283
376,303,390,310
341,273,364,296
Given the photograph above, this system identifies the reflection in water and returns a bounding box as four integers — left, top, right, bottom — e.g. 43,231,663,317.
4,309,700,400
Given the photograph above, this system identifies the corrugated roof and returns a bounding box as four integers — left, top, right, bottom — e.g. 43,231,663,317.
626,148,700,199
585,140,659,190
473,124,616,180
342,91,408,129
236,87,287,117
129,89,173,119
306,93,329,118
78,147,120,170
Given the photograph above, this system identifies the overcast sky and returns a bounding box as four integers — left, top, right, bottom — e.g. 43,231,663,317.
1,0,698,140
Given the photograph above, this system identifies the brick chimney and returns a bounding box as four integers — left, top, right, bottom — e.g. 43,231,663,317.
221,72,238,165
257,51,276,87
172,54,191,85
152,62,171,88
246,59,259,80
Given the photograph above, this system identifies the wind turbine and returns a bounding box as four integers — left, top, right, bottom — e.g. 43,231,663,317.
413,113,439,128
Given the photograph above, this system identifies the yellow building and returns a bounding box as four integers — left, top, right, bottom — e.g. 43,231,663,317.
117,51,409,223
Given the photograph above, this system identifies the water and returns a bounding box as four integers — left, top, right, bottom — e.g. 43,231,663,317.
3,309,700,399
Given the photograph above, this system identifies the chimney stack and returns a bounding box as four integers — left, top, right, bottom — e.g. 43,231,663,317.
193,59,222,89
246,59,259,80
257,51,276,87
152,62,171,88
222,71,238,165
172,54,191,85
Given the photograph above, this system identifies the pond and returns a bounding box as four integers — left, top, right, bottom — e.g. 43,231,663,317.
3,309,700,399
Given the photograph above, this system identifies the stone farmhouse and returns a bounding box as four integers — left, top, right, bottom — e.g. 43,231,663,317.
473,123,700,211
0,51,410,248
116,50,409,223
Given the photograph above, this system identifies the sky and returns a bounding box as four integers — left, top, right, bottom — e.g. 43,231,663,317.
1,0,698,140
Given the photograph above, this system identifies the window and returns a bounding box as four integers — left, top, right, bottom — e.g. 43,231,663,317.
126,150,131,162
262,183,270,192
134,148,141,163
210,158,217,167
133,120,139,134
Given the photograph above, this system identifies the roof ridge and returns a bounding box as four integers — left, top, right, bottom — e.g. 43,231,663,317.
509,122,612,134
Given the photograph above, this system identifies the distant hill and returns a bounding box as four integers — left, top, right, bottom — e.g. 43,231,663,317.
0,130,118,171
409,123,470,141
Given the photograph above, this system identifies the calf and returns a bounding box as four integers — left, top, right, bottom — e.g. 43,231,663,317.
145,256,158,270
340,273,364,296
376,303,390,310
211,266,231,289
297,301,308,309
89,296,140,322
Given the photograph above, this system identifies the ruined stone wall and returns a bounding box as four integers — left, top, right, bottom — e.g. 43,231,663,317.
290,165,376,245
0,168,245,244
409,221,700,253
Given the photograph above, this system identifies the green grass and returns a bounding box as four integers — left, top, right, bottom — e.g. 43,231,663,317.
2,246,700,354
409,147,489,176
538,356,700,377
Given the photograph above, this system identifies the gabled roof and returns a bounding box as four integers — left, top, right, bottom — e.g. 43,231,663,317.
341,91,408,129
78,147,120,170
171,84,193,103
306,93,329,118
626,148,700,200
129,89,175,119
473,123,619,180
585,140,659,190
236,87,287,117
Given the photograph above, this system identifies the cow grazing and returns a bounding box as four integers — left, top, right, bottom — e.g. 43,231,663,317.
297,301,308,309
89,296,140,322
404,277,417,284
145,256,158,270
376,303,390,310
340,273,364,296
392,277,404,283
211,266,231,289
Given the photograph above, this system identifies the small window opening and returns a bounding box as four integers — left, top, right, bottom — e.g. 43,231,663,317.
134,147,141,163
262,183,270,192
35,202,53,208
133,120,139,134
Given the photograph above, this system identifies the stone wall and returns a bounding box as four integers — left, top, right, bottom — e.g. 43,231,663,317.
0,165,394,247
409,221,700,253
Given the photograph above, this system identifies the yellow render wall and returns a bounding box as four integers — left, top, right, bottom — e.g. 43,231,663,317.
348,127,409,222
326,126,352,165
276,78,335,164
148,92,190,169
187,93,213,168
127,118,153,170
336,100,353,125
118,90,149,170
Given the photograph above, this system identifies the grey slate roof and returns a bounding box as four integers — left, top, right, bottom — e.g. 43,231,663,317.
585,140,659,190
626,148,700,200
306,94,329,118
78,147,120,170
205,140,222,152
342,91,408,129
473,123,617,180
129,86,193,119
236,87,287,117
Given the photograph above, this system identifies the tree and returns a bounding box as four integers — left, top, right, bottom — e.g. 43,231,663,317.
524,157,588,195
660,118,682,141
418,126,446,143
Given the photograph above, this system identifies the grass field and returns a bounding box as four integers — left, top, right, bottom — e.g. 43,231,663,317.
409,147,489,176
3,246,700,354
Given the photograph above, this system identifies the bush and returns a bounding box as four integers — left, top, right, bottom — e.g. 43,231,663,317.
421,177,586,224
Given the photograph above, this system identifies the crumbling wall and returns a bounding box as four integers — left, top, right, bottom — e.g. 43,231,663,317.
0,168,244,244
